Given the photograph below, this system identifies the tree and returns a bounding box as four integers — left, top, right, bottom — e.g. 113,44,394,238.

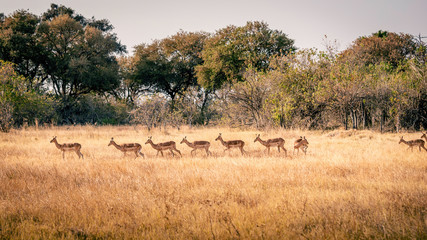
114,56,149,105
227,69,273,128
340,30,416,69
0,10,46,90
265,50,327,129
132,31,208,110
37,13,125,99
0,61,55,131
196,21,296,90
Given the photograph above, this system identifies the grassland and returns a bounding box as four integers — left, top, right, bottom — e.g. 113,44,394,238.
0,125,426,239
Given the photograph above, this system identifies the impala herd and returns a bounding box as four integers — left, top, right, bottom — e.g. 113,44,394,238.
50,132,427,159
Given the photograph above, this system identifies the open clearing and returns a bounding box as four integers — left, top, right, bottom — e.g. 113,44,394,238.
1,126,426,239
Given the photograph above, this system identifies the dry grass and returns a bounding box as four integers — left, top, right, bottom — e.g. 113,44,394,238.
0,125,426,239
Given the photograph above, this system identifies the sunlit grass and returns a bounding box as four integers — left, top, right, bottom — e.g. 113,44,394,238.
0,125,426,239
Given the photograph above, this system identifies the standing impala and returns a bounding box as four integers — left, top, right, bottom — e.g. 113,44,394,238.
293,136,309,155
108,138,144,159
254,134,287,156
215,133,246,156
180,136,212,156
50,136,84,160
145,136,182,157
399,136,427,152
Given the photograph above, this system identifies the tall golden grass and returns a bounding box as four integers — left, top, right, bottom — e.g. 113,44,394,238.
1,125,426,239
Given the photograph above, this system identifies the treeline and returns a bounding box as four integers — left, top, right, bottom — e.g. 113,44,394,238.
1,4,426,132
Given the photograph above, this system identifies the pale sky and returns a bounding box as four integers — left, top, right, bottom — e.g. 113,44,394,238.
2,0,427,54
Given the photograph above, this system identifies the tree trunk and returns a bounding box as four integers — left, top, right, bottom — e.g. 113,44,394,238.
380,110,385,133
199,90,211,125
351,109,358,129
395,113,400,133
344,109,348,130
361,101,366,129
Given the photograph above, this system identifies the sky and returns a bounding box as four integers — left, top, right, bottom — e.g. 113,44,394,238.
2,0,427,54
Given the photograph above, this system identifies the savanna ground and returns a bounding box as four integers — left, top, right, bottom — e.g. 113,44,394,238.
0,125,426,239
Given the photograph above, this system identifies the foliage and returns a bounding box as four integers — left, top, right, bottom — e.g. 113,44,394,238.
196,21,296,90
132,31,208,109
0,10,45,90
1,4,125,99
340,31,416,70
130,94,169,130
37,14,125,98
0,61,56,131
55,94,129,125
1,3,426,131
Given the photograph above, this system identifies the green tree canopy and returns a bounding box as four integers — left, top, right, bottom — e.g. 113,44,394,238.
1,4,126,99
196,21,296,90
132,31,208,108
0,10,46,90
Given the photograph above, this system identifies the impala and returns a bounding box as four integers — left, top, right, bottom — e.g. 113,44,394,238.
145,136,182,157
108,138,144,159
215,133,246,156
180,136,212,156
399,136,427,152
50,136,84,160
422,133,427,141
254,134,287,156
293,136,309,155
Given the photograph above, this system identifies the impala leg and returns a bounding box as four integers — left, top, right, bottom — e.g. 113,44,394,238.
175,148,182,157
240,147,245,156
191,149,196,157
75,150,81,158
139,151,145,158
281,146,287,156
169,149,175,157
62,151,65,160
277,146,280,153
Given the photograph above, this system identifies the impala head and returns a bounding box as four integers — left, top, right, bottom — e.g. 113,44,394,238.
399,136,404,144
254,134,261,143
145,136,153,144
180,136,187,144
422,133,427,140
215,133,222,141
303,136,309,145
108,138,114,146
50,136,57,143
